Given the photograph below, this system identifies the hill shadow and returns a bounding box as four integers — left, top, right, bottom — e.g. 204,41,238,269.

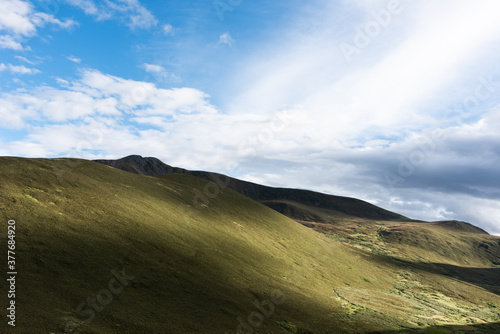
412,261,500,296
362,252,500,296
369,321,500,333
426,262,500,295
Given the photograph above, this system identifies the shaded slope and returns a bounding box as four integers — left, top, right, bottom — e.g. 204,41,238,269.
371,322,500,333
94,155,409,222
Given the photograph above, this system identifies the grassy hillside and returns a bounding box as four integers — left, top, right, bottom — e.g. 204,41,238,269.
299,217,500,268
95,155,409,222
0,157,499,333
94,155,500,268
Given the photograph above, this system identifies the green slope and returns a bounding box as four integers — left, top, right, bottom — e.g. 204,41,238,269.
94,155,409,222
300,216,500,268
94,155,500,269
0,157,499,333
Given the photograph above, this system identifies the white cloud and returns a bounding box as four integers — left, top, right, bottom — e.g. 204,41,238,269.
0,0,77,35
65,0,100,17
128,4,157,29
141,63,180,83
66,0,158,29
219,32,234,47
0,97,31,128
39,89,120,122
73,70,214,115
0,34,24,50
67,55,82,63
0,0,40,36
163,24,174,35
14,55,35,64
142,63,165,73
0,0,77,51
0,69,217,131
0,63,40,74
31,12,78,30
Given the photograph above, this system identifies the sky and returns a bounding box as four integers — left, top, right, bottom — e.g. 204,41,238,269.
1,0,500,235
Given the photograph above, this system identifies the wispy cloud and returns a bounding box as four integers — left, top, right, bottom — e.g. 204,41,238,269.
67,55,82,63
14,55,36,65
163,24,174,35
142,63,165,73
65,0,101,17
66,0,158,29
0,35,24,50
218,32,234,47
141,63,180,83
0,63,40,74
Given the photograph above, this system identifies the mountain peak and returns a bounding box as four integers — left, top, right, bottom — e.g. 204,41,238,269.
94,155,187,176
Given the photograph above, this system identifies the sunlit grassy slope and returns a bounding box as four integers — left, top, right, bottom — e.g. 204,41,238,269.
95,155,410,222
95,155,500,268
0,157,499,333
300,216,500,268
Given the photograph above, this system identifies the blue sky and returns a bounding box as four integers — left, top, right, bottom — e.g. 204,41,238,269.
2,0,500,234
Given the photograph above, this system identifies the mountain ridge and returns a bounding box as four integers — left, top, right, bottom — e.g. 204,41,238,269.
94,155,413,223
93,155,499,267
94,155,491,236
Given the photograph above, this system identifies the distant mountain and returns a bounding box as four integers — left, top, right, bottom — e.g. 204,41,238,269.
94,155,409,222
